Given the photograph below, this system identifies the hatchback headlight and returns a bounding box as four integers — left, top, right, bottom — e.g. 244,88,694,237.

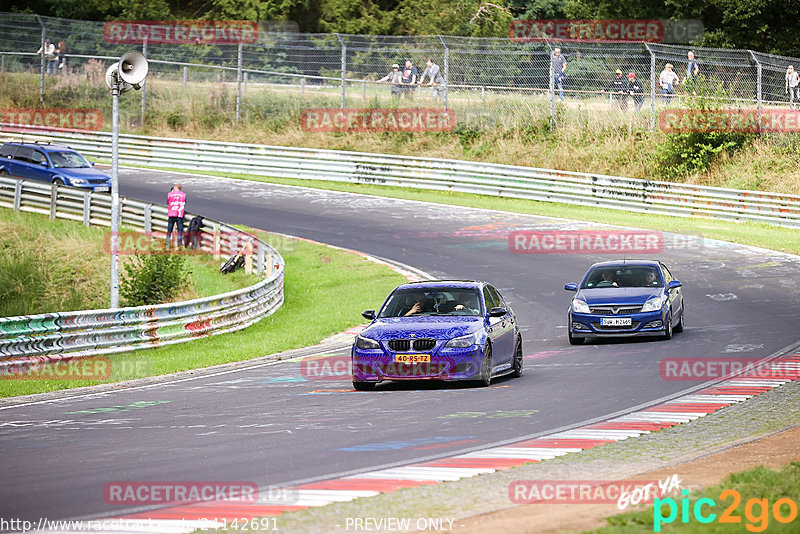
571,299,590,314
355,335,380,350
445,333,477,348
641,296,666,312
69,178,87,185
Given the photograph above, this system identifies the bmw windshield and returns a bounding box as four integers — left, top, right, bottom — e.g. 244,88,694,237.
378,288,483,317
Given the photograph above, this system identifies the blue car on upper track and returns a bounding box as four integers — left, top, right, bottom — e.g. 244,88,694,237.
564,260,684,344
351,280,522,390
0,142,111,192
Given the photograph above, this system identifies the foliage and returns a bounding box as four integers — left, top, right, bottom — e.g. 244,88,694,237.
657,77,755,178
120,251,190,307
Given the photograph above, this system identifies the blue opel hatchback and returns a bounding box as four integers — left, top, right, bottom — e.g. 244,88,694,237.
352,280,522,390
565,260,684,344
0,142,111,192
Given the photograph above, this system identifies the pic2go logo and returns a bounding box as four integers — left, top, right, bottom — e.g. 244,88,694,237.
654,489,799,532
301,355,351,380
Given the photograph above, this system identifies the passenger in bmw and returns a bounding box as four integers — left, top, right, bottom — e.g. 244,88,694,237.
403,292,428,316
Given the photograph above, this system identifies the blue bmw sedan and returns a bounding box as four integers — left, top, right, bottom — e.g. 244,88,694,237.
351,281,522,390
564,260,684,344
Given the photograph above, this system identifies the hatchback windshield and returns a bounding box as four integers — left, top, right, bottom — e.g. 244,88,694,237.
379,288,483,317
582,266,662,289
49,151,91,169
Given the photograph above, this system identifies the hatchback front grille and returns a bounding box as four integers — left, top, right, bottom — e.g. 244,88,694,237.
589,306,642,315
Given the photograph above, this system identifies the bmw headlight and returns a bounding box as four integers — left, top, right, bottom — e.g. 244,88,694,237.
445,333,477,348
641,296,666,312
571,299,590,314
355,335,380,350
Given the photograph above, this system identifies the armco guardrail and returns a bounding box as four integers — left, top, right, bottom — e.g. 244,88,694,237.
0,175,284,362
3,125,800,229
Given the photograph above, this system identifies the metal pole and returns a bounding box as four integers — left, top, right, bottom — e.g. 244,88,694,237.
183,66,188,87
236,41,243,122
37,15,45,99
336,34,346,109
1,55,5,75
645,43,656,131
243,72,248,96
140,38,147,126
438,36,449,110
748,51,763,132
110,85,121,309
548,47,555,129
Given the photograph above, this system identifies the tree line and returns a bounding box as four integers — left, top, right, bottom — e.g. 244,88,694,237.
11,0,799,56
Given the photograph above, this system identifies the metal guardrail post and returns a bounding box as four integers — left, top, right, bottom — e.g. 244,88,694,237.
144,203,151,233
336,34,346,109
362,80,366,100
236,41,243,122
301,77,305,95
13,180,21,211
83,192,90,226
243,72,248,96
244,238,253,274
213,223,221,260
439,35,449,110
183,66,188,88
1,55,5,75
257,241,265,273
645,43,656,132
49,183,57,220
266,253,274,276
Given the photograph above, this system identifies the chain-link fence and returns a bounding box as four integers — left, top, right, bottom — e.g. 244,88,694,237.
2,12,800,131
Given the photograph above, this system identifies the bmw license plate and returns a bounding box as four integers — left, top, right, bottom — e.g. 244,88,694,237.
95,186,110,192
601,317,632,326
395,354,430,363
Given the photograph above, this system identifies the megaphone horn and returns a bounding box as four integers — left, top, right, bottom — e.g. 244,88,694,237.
118,50,149,86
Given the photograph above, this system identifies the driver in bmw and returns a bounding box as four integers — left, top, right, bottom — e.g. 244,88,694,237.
404,292,427,316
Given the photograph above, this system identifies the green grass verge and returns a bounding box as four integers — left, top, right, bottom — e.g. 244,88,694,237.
0,227,406,397
588,461,800,533
124,164,800,257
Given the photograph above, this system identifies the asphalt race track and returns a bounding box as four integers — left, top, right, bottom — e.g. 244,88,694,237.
2,167,800,523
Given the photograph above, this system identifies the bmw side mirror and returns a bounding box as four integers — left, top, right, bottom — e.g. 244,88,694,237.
489,307,507,318
668,280,682,290
361,310,376,321
564,283,578,292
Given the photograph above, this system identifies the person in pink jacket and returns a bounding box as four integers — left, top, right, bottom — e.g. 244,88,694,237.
166,184,186,247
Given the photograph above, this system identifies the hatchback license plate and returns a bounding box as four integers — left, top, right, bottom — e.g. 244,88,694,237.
394,354,430,363
601,317,632,326
95,186,109,192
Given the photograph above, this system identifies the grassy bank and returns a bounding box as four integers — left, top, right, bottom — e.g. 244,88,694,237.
590,462,800,533
2,72,799,195
0,216,407,397
0,208,258,316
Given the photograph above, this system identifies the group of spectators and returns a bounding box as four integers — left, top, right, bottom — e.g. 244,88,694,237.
377,58,445,100
36,38,68,75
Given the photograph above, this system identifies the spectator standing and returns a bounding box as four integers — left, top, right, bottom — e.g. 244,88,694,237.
627,72,644,111
684,51,700,84
786,65,799,109
419,58,445,101
377,63,403,99
605,69,628,111
550,48,567,102
659,63,679,103
37,39,57,75
400,59,418,99
56,41,68,75
166,184,186,248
